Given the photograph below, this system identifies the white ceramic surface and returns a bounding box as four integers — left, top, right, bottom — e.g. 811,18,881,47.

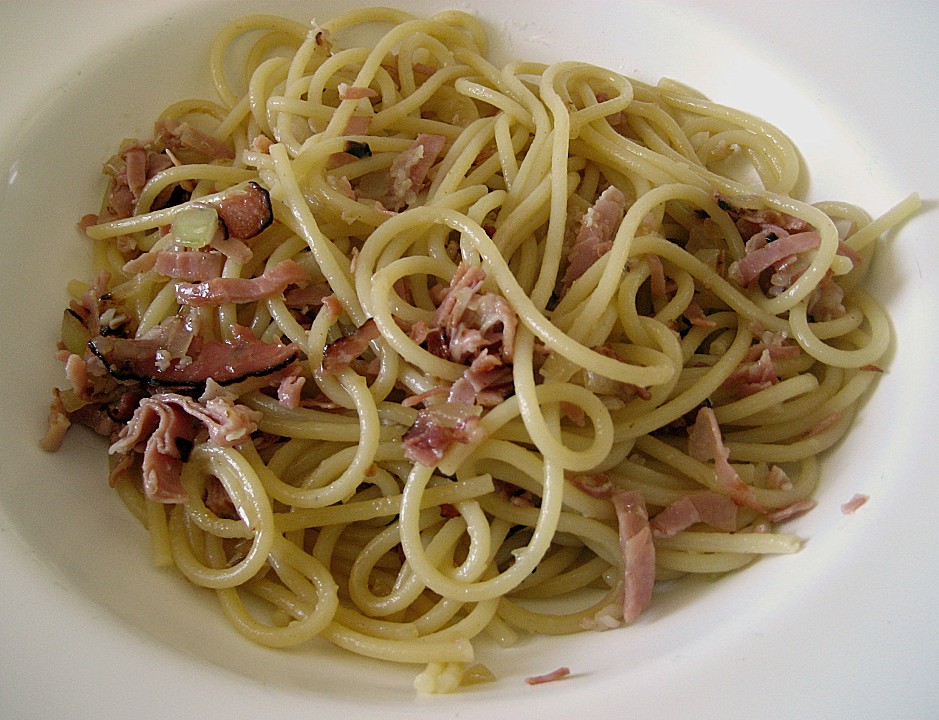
1,1,936,718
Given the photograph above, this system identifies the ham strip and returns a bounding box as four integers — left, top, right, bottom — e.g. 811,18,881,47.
447,350,514,406
841,493,869,514
97,142,177,222
284,282,332,309
320,318,381,374
567,472,614,498
650,491,738,538
385,133,447,210
807,277,846,321
723,348,778,398
612,489,655,624
731,231,821,287
688,406,764,512
209,234,253,264
765,498,817,523
109,392,262,503
718,197,812,236
154,118,235,163
338,83,379,101
561,185,626,292
123,145,149,198
88,324,297,389
215,182,274,240
414,262,517,365
204,475,238,519
524,667,571,685
152,250,225,281
175,259,307,307
277,374,306,409
401,404,485,466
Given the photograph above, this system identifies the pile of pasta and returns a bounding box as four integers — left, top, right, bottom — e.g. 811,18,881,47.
51,7,917,692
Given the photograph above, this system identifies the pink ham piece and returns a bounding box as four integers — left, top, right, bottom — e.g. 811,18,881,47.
175,259,307,307
210,234,253,265
63,352,89,398
807,276,847,321
88,323,298,388
645,253,668,299
567,472,614,499
611,489,656,624
204,475,238,519
343,115,372,137
401,404,485,466
154,117,235,163
109,392,262,503
765,498,817,523
744,330,801,363
524,667,571,685
650,490,739,538
320,318,381,374
841,493,869,514
688,406,765,512
414,262,517,365
215,182,274,240
447,349,514,406
283,282,333,310
731,231,821,287
97,143,176,222
151,250,225,281
723,330,800,398
723,348,778,398
338,83,379,101
277,374,306,409
718,197,812,236
683,301,716,328
123,144,149,198
384,133,447,210
561,185,626,293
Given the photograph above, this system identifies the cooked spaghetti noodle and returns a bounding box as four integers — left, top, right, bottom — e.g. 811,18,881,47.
43,7,918,693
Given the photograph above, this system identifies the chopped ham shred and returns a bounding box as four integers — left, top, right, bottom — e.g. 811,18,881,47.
109,392,262,503
731,231,821,287
320,318,381,374
723,348,778,398
89,322,297,388
561,185,626,293
384,133,447,210
151,250,225,281
277,374,306,408
401,404,485,466
343,115,372,137
414,262,517,365
338,83,379,101
447,350,513,406
683,300,715,328
841,493,869,514
765,498,817,523
524,667,571,685
650,491,738,538
215,182,274,240
154,118,235,164
611,489,655,624
688,406,765,512
175,259,307,307
567,472,614,499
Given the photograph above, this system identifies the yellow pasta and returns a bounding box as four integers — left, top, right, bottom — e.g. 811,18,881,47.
43,7,917,693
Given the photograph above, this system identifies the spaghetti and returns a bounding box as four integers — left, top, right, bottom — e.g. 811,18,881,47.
43,7,917,693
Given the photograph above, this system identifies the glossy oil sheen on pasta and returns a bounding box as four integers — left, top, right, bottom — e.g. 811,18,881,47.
43,7,918,694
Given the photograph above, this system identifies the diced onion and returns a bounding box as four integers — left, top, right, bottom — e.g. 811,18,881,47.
172,206,219,248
